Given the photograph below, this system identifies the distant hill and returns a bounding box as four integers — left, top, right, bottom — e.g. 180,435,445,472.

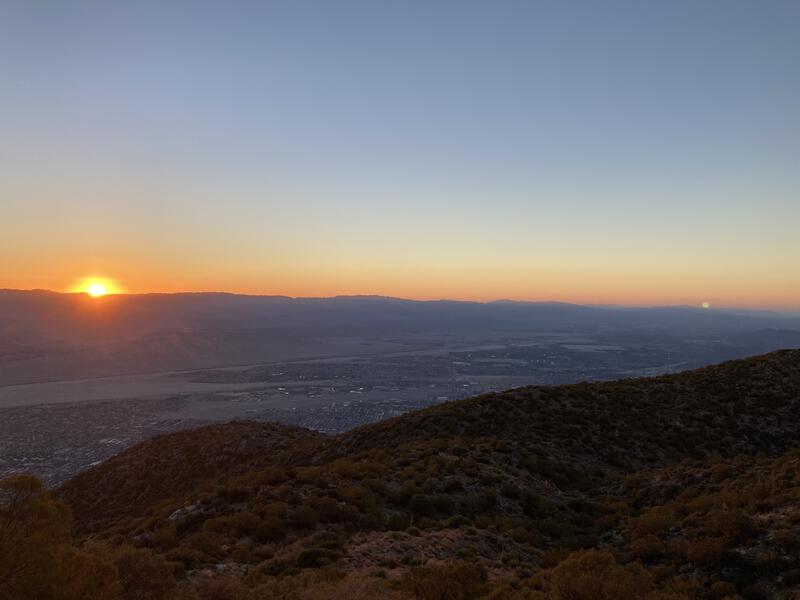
1,289,799,386
46,350,800,599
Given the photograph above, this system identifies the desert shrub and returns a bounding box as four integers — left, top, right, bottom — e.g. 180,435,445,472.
0,474,70,577
628,506,673,539
365,478,388,496
444,478,464,492
387,513,412,530
706,510,756,543
165,546,206,569
781,568,800,586
205,512,254,536
254,515,286,541
59,544,122,600
204,511,284,543
254,500,288,519
296,547,341,568
446,515,471,528
528,549,655,600
459,490,498,517
773,528,800,552
172,576,256,600
402,562,487,600
313,497,345,522
708,580,738,599
295,466,323,484
536,517,574,540
230,542,256,563
215,486,250,504
114,545,176,600
338,485,381,514
628,535,666,561
508,526,536,543
538,547,572,569
410,494,437,517
685,537,727,566
433,495,456,514
520,493,557,518
0,474,120,600
249,468,288,486
289,505,319,529
252,572,409,600
148,524,178,550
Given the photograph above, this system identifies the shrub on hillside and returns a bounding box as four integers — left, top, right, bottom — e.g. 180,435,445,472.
526,549,657,600
0,474,120,600
685,537,727,566
401,562,487,600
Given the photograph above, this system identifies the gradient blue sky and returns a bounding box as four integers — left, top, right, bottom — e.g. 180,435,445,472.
2,1,798,307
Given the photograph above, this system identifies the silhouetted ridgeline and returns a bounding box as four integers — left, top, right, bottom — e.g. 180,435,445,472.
3,351,800,599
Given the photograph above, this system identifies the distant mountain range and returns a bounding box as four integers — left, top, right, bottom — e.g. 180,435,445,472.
1,289,799,386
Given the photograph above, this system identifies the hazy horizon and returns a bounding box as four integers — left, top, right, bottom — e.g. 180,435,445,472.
4,285,799,313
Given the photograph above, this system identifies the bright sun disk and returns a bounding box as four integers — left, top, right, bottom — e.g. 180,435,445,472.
70,277,123,297
87,283,109,297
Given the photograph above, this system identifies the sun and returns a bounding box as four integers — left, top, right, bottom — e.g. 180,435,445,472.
69,277,124,297
87,282,109,297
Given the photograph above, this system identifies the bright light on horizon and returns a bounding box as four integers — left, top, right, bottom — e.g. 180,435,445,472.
87,282,109,297
69,277,124,298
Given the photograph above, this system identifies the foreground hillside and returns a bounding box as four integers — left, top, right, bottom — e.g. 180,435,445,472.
4,351,800,600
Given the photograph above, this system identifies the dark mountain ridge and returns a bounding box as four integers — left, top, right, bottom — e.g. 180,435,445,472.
4,289,798,342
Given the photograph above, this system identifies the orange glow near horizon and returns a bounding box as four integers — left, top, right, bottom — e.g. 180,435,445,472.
4,256,793,310
69,277,125,298
21,266,791,311
2,2,799,314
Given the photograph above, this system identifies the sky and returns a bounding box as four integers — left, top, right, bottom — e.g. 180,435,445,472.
1,1,798,308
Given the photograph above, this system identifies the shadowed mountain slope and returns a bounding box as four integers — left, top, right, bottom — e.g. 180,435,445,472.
58,421,323,533
331,349,800,464
48,351,800,599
